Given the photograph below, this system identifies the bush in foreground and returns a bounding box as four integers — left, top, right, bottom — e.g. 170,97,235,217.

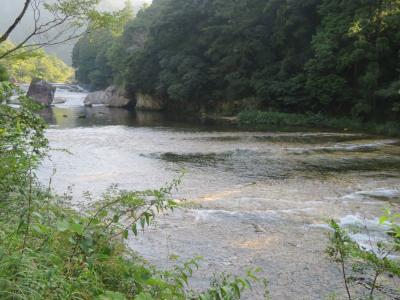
326,211,400,300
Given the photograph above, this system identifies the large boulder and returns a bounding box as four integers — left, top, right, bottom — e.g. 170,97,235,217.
84,86,133,108
84,91,108,106
105,86,132,108
27,78,56,106
135,93,164,111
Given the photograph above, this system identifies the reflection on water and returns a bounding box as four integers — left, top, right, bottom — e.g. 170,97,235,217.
38,86,400,299
40,86,237,129
41,106,169,128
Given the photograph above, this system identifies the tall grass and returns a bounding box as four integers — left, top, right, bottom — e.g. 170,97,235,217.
237,110,400,136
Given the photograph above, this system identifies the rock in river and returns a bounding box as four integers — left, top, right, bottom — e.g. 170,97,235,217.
53,97,67,105
105,86,132,108
135,93,164,111
84,86,133,108
27,78,56,106
84,91,108,106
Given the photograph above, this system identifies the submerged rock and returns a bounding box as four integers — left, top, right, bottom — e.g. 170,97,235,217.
27,78,56,106
53,97,67,105
135,93,164,111
84,86,133,108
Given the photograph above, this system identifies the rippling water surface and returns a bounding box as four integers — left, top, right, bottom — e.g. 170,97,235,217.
38,86,400,299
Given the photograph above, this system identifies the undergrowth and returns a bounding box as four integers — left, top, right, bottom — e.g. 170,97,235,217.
326,211,400,299
237,110,400,136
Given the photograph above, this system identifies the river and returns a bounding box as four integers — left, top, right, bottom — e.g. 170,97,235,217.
38,85,400,299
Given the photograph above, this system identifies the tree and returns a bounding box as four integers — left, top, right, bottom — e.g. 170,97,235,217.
72,2,133,90
0,40,73,83
306,0,400,118
71,0,400,120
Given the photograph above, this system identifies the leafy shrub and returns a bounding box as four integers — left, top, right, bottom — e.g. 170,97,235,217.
0,64,9,82
0,82,47,200
326,211,400,300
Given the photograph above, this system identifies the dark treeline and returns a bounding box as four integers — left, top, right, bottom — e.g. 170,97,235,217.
72,0,400,121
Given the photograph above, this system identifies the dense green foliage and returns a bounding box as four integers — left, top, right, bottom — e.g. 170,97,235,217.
72,3,134,90
0,64,9,82
73,0,400,122
0,41,74,83
0,82,47,200
73,30,116,89
0,81,263,299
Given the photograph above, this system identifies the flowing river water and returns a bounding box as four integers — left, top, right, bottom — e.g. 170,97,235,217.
38,86,400,299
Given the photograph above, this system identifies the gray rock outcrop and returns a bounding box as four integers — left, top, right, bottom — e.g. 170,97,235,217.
105,86,132,107
84,86,133,108
27,78,56,106
135,93,164,111
84,91,108,106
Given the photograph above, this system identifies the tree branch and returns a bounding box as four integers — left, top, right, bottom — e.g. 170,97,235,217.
0,0,32,44
0,0,114,61
0,15,74,60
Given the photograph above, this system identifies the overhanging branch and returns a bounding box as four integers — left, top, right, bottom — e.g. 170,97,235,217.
0,0,32,44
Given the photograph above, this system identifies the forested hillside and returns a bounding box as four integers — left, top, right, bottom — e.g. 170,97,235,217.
0,41,73,83
72,0,400,121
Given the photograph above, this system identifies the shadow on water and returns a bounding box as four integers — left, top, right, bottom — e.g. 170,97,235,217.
150,149,400,181
253,134,371,144
40,106,238,131
302,156,400,174
40,106,165,128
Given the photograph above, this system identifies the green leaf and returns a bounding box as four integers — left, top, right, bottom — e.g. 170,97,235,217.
98,291,127,300
131,223,138,236
32,211,43,220
379,215,389,224
56,220,69,232
32,224,49,234
98,210,108,218
135,293,154,300
145,277,167,287
69,222,84,235
113,214,120,223
181,272,188,285
140,217,146,229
